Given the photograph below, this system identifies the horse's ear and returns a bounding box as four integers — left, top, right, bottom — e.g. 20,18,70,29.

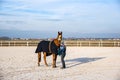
58,31,62,34
58,31,62,35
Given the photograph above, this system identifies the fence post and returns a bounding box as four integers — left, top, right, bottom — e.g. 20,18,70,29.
101,40,103,47
0,41,2,46
27,42,29,46
114,42,116,47
99,41,101,47
77,41,79,46
80,42,81,47
119,42,120,47
9,41,10,46
14,41,15,46
118,42,120,47
89,41,90,47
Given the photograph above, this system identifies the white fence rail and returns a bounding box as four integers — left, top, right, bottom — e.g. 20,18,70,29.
65,40,120,47
0,40,120,47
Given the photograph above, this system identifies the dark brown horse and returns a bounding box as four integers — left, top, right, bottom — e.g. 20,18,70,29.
35,32,62,68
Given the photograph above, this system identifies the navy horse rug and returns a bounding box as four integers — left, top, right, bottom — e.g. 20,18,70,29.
35,32,62,67
35,40,58,56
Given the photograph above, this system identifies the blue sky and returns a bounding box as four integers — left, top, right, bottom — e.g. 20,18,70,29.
0,0,120,33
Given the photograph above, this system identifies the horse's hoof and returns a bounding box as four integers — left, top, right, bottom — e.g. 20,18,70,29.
52,65,56,68
45,64,48,67
38,63,40,66
52,66,55,68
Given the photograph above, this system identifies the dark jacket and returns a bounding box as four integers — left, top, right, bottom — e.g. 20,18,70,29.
58,44,66,55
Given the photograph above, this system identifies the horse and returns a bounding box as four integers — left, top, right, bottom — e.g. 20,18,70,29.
35,32,62,68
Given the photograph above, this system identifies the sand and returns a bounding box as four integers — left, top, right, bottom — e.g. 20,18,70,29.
0,47,120,80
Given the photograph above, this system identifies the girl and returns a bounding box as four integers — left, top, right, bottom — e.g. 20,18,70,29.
58,41,66,69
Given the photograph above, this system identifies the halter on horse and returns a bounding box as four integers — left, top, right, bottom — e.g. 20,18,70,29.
35,32,62,68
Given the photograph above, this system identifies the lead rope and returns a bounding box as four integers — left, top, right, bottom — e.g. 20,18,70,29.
49,41,52,53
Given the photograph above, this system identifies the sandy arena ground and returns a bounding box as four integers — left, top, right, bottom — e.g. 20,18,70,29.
0,47,120,80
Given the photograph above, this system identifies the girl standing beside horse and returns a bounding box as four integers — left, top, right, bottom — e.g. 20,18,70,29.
58,41,66,69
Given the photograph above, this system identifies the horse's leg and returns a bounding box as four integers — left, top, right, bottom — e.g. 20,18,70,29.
43,52,48,66
38,52,41,66
55,54,57,67
52,53,56,68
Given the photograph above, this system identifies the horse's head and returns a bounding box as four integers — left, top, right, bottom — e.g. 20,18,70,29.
53,31,62,48
57,31,62,41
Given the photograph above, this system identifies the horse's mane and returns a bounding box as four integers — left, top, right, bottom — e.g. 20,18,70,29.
53,39,60,47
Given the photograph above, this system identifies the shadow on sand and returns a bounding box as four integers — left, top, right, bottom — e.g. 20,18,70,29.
65,57,105,68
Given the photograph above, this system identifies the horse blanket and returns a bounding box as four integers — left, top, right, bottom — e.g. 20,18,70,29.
35,40,58,56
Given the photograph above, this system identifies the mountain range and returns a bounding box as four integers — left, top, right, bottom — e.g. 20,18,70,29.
0,29,120,39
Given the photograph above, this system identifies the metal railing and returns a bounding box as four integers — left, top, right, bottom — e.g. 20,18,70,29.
0,40,120,47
